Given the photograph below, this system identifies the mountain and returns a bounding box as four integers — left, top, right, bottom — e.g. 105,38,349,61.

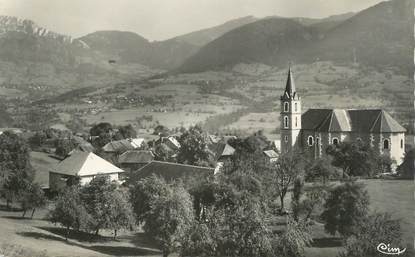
79,17,259,69
0,16,84,67
172,16,258,46
179,0,413,73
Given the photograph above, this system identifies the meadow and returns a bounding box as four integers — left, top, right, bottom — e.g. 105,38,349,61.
0,179,412,257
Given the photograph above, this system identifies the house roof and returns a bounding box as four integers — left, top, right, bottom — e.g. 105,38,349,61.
118,150,154,164
133,161,214,181
30,151,61,189
53,151,124,177
302,109,406,133
263,150,278,158
102,138,144,153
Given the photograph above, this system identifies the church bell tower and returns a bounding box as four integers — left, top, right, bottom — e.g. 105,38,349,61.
280,66,301,153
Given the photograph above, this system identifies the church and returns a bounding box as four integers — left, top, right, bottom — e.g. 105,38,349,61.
279,67,406,166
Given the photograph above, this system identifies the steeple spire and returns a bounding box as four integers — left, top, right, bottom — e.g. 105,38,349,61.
283,65,296,99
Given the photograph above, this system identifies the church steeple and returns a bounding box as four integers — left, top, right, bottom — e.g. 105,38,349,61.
279,66,301,154
282,66,298,100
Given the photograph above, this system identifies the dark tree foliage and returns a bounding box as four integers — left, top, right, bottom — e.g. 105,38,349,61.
49,186,92,240
153,125,170,137
130,176,193,257
305,157,336,183
326,141,381,178
114,124,137,140
80,176,118,235
90,122,113,136
177,125,212,167
19,182,46,218
129,175,170,224
340,212,404,257
54,138,77,157
321,181,370,237
0,131,34,207
397,148,414,179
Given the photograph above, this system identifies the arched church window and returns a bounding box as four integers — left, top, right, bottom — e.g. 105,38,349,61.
285,135,288,142
295,117,298,127
383,139,389,150
332,138,339,145
400,139,404,149
284,102,289,112
294,103,298,112
308,136,314,146
284,116,289,128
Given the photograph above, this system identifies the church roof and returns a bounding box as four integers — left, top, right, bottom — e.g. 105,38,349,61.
302,109,406,133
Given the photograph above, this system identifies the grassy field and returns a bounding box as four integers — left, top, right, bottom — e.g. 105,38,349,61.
0,179,412,257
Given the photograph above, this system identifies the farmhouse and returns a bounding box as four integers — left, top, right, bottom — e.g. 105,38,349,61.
50,151,124,191
280,67,406,165
102,138,145,153
118,150,155,171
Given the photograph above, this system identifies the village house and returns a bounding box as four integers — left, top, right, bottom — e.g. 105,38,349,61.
118,150,155,171
49,151,124,191
280,67,406,166
102,138,145,153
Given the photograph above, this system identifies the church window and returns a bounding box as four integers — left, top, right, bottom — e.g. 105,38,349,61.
294,103,298,112
383,139,389,150
295,117,298,127
284,102,289,112
284,116,289,128
285,135,288,142
332,138,339,145
308,136,314,146
400,139,403,149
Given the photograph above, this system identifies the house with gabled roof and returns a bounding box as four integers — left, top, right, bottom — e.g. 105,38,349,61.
118,150,154,171
280,67,406,165
50,151,124,191
102,138,145,153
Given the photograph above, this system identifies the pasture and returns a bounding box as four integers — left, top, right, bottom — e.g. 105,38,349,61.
0,179,412,257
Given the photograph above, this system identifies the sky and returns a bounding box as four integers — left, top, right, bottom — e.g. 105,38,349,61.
0,0,386,41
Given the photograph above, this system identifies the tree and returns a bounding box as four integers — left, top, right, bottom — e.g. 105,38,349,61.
55,138,77,157
80,176,118,235
291,177,304,221
129,175,170,224
106,189,135,239
326,141,379,178
114,124,137,140
19,182,46,218
397,149,414,179
321,181,370,237
268,152,304,212
0,131,34,208
340,212,403,257
273,219,312,257
143,182,194,257
90,122,113,136
177,126,212,167
305,157,336,183
49,186,92,240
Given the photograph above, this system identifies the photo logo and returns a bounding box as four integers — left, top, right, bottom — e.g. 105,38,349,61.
377,243,406,255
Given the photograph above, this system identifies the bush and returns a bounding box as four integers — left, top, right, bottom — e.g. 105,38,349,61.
320,181,370,237
340,212,403,257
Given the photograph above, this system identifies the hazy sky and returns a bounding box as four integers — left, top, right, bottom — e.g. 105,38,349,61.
0,0,386,41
